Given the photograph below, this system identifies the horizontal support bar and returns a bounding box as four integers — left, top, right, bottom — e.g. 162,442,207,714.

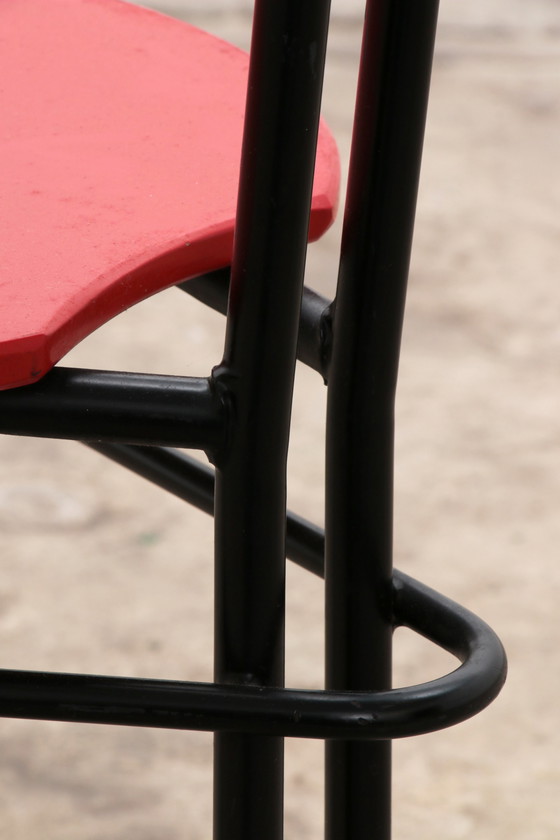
0,443,506,736
0,368,225,454
179,272,332,379
0,572,506,739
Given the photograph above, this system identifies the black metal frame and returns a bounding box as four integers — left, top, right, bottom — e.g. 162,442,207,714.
0,1,506,838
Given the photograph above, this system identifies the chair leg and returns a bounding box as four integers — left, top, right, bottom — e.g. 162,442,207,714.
325,2,441,838
211,1,331,838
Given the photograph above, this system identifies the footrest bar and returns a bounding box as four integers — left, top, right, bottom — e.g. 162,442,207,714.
0,572,506,740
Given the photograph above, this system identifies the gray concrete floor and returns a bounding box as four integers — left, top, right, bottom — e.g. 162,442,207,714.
0,2,559,838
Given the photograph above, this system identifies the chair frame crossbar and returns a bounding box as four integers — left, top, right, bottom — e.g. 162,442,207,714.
0,1,506,839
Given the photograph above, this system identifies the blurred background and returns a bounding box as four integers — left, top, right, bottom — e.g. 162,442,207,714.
0,1,558,837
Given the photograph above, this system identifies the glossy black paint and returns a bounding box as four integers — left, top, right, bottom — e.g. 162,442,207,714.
0,368,225,453
87,443,216,516
85,443,325,576
0,0,507,838
325,1,441,837
210,1,332,838
181,274,333,380
74,443,506,735
0,569,506,738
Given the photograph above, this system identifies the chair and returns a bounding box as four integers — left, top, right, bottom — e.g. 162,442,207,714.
0,1,506,838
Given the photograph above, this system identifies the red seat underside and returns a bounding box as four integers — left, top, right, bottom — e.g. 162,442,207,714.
0,0,339,390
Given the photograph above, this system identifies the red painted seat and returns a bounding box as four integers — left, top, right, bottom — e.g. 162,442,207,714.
0,0,339,391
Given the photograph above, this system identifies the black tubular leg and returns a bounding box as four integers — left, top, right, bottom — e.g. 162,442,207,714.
325,2,440,840
211,2,331,840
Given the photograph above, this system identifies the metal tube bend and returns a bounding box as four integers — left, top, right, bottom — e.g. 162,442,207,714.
0,571,506,740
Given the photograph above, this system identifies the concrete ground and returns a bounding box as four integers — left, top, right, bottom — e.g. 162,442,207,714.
0,1,558,838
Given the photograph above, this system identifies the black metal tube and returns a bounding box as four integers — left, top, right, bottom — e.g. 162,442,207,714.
180,272,333,379
85,444,215,516
84,442,325,576
0,368,225,454
211,2,331,838
325,2,440,839
55,447,505,743
296,291,333,381
178,269,230,316
0,572,506,739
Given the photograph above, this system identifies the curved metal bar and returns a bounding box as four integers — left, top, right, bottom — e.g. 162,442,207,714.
0,571,506,740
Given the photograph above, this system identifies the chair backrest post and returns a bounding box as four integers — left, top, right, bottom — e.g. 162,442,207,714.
211,2,332,838
325,1,441,838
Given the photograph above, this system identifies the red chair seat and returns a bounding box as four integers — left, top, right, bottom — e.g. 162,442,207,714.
0,0,339,390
